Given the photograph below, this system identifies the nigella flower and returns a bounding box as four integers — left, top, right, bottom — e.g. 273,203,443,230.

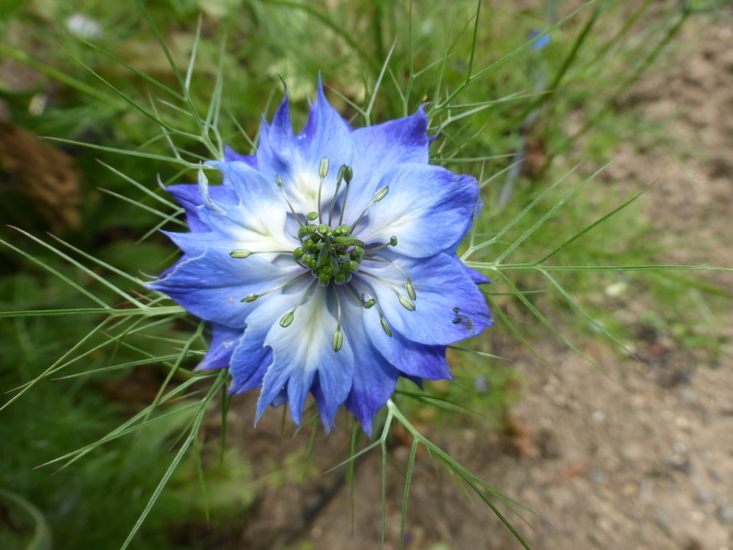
148,81,492,434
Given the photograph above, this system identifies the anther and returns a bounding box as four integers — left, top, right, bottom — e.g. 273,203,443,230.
332,329,343,352
344,282,377,309
230,249,252,258
338,165,353,226
240,272,308,302
365,237,399,254
332,288,344,352
328,165,347,226
317,157,329,223
231,249,293,258
319,157,330,179
275,174,304,226
351,186,389,231
360,257,416,300
379,316,393,337
278,281,317,328
359,271,417,312
279,311,295,327
398,295,416,311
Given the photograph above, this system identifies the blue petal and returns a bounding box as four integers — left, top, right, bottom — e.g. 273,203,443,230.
369,328,452,381
147,249,303,328
227,294,289,395
167,184,240,233
196,323,244,371
353,164,479,258
224,145,258,168
360,252,492,345
461,261,492,285
254,83,354,214
344,107,430,220
189,162,300,253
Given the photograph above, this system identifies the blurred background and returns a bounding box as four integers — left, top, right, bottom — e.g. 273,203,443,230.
1,1,732,549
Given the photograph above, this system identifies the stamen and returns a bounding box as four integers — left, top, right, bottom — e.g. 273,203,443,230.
317,157,329,223
364,236,398,254
241,271,308,302
279,281,317,328
332,288,343,351
230,249,293,259
346,280,377,309
379,313,393,337
361,256,417,300
345,281,391,336
338,165,353,226
351,186,389,231
328,165,346,226
276,175,303,227
358,271,416,311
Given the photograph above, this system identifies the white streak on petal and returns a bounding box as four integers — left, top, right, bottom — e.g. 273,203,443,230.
258,287,354,424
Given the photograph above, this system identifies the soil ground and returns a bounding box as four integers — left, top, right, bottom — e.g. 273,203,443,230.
213,14,733,550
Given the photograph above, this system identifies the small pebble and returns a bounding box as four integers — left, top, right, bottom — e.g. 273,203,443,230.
717,506,733,525
588,470,605,483
592,411,605,422
680,389,697,402
676,417,690,429
690,510,705,523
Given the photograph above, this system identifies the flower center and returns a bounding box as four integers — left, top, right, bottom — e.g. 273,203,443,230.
230,157,417,351
293,220,364,287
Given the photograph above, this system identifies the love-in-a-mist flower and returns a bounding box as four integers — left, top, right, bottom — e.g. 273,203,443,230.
148,82,493,434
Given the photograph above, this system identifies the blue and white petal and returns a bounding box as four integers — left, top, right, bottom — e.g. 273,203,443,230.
147,249,303,328
354,164,479,258
254,287,354,429
339,297,401,434
360,252,492,345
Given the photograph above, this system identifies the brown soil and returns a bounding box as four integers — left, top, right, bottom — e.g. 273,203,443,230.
214,15,733,550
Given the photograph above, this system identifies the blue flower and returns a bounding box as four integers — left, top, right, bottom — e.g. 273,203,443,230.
148,81,492,434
